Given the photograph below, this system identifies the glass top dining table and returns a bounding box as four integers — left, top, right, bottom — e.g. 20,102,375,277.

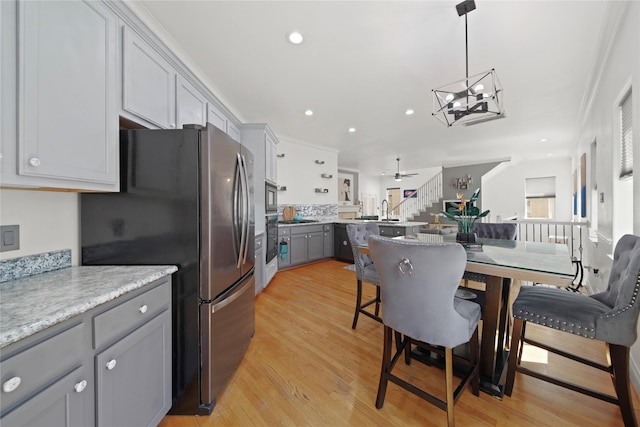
358,232,575,397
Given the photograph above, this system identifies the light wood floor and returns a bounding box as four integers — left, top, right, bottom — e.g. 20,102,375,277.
159,260,639,426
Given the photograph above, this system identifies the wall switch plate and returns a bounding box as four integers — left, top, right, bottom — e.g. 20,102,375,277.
0,225,20,252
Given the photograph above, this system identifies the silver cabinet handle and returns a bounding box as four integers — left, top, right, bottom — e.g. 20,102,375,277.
74,380,87,393
139,304,148,314
2,376,21,393
106,359,117,370
28,157,41,167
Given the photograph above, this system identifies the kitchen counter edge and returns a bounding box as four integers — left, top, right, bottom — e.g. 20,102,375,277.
0,265,177,349
276,220,429,227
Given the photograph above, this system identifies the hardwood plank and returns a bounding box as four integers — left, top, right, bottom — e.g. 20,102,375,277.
160,260,640,426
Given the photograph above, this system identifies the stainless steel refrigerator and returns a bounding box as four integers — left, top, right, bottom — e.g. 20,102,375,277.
81,123,255,415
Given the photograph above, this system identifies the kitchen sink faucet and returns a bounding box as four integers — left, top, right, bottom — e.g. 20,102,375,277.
381,200,389,221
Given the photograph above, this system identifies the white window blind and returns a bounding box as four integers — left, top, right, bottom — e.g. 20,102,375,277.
620,89,633,180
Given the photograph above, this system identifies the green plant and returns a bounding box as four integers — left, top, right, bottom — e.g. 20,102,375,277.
441,189,490,234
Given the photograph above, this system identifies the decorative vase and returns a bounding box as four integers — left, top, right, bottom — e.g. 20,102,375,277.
456,232,477,244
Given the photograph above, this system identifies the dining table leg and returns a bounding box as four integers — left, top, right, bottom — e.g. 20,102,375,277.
480,275,504,382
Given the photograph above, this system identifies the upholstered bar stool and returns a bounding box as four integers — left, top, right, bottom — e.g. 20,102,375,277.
368,235,480,426
505,234,640,427
346,223,382,329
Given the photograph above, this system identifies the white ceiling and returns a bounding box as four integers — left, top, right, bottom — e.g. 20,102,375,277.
130,0,610,177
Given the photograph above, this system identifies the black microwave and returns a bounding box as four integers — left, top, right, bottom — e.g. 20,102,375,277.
265,182,277,214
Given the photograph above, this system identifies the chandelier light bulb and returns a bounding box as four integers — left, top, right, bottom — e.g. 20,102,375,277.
445,94,455,102
474,84,484,92
453,101,461,108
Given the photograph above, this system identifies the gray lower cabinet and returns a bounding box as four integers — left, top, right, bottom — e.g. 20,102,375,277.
0,365,92,427
323,224,334,258
0,278,172,427
96,310,171,427
279,224,334,269
277,227,291,269
379,225,420,237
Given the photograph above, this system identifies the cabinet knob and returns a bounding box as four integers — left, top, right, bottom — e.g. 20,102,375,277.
74,380,88,393
2,376,21,393
106,359,117,370
139,304,148,314
343,240,348,246
28,157,41,167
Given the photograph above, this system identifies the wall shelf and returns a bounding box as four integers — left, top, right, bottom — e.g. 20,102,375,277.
315,188,329,193
320,173,333,179
277,153,285,158
315,160,325,164
278,186,287,191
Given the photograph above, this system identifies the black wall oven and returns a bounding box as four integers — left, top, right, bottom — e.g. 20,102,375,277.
266,217,278,263
265,182,277,214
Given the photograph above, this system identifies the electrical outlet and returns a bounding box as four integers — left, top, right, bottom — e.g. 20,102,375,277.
0,225,20,252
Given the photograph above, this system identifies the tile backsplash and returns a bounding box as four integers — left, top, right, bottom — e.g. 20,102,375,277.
277,204,338,220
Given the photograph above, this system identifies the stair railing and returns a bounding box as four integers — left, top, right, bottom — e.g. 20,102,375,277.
389,172,443,222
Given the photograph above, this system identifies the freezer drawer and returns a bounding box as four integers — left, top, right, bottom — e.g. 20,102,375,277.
199,274,255,406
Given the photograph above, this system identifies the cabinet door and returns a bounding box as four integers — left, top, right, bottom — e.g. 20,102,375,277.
122,27,176,129
227,121,241,142
265,134,277,184
95,310,171,427
277,236,291,269
18,0,117,188
0,366,92,427
379,227,392,237
307,232,324,261
207,102,227,132
290,233,308,265
323,225,334,258
176,75,206,127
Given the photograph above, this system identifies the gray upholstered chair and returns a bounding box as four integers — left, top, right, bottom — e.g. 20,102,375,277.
346,223,381,329
505,234,640,427
472,222,518,240
368,235,480,426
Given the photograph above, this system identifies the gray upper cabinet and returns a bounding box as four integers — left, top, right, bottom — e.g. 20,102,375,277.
207,102,227,132
176,74,207,128
265,133,277,184
122,27,176,129
3,0,118,191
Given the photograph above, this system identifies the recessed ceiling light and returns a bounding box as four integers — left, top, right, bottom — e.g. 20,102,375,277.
547,153,553,157
348,127,356,133
539,138,548,142
405,109,414,115
288,31,303,44
304,109,313,116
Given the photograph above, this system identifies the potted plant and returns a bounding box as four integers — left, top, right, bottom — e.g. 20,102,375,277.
441,189,490,244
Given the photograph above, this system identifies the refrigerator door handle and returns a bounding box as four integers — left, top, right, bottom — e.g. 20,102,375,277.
240,154,250,265
236,153,247,268
211,274,253,314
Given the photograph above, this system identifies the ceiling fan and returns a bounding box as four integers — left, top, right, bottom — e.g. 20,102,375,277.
394,157,419,182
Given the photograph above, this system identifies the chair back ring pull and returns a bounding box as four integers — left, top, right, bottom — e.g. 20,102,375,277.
398,258,413,275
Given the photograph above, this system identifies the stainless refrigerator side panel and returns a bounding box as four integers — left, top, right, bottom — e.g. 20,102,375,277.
199,274,255,406
202,125,243,301
241,145,255,276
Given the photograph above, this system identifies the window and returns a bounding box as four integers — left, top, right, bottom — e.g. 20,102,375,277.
620,89,633,180
525,177,556,219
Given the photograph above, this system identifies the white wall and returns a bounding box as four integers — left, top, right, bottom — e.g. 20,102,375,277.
378,167,442,207
571,1,640,391
0,189,80,265
276,137,339,206
482,158,572,221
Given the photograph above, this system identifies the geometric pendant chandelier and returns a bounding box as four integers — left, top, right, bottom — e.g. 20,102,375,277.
432,0,506,127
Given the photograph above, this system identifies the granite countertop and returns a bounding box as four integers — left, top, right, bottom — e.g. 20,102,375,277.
0,265,177,349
